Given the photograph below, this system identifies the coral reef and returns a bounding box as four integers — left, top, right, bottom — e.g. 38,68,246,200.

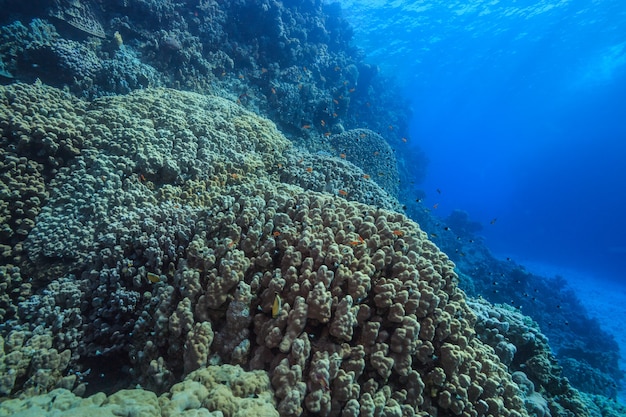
328,128,400,196
278,148,401,211
0,0,619,413
0,82,535,416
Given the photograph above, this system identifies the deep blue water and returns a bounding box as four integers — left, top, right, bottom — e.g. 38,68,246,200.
335,0,626,283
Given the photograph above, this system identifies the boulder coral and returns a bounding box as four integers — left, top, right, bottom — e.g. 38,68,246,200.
0,82,545,416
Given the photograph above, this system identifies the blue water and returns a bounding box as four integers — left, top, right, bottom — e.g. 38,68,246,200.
335,0,626,399
337,0,626,282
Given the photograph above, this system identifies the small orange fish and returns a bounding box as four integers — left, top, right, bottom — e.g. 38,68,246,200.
230,173,239,180
339,153,346,159
392,230,404,237
433,203,439,209
332,112,338,118
401,137,408,143
305,167,313,173
350,235,365,245
374,151,380,156
388,125,394,130
273,231,281,237
490,218,498,225
362,174,370,179
238,74,244,79
359,133,366,139
302,124,311,129
338,189,348,196
334,66,341,71
139,174,146,182
271,87,276,94
333,99,339,105
261,67,268,73
320,119,326,127
349,88,356,93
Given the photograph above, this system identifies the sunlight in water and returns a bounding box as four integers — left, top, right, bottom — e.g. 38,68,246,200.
576,41,626,87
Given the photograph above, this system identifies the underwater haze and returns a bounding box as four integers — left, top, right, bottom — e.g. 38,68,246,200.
336,0,626,282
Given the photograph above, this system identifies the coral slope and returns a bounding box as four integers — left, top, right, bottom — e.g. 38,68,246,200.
0,82,543,416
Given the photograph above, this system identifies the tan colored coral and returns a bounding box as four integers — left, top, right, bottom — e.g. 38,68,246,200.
279,296,308,353
197,249,250,310
329,295,357,342
304,351,333,415
183,321,214,375
306,281,332,323
271,358,307,417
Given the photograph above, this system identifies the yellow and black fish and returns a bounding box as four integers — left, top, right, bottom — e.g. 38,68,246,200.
272,293,282,318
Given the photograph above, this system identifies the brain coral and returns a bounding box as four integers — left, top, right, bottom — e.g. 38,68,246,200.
0,83,534,417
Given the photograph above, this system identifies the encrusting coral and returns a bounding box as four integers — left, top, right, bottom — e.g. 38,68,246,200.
0,82,592,416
